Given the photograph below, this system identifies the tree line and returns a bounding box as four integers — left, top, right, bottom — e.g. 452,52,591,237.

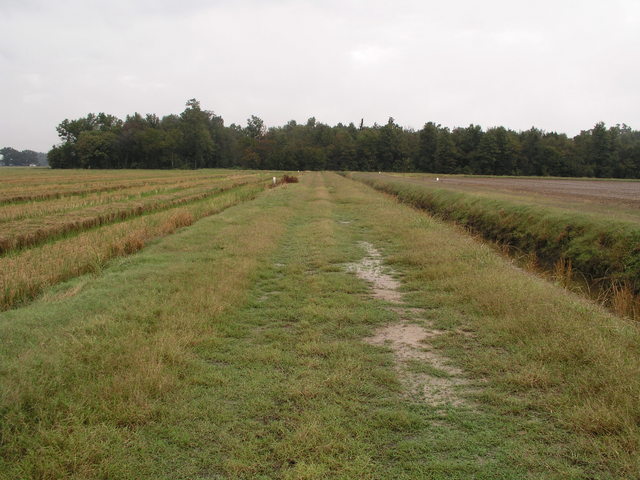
0,147,48,167
47,99,640,178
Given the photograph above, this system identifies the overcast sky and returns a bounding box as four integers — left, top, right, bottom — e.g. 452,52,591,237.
1,0,639,152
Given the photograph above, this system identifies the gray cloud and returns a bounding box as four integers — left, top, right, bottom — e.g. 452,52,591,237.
1,0,639,151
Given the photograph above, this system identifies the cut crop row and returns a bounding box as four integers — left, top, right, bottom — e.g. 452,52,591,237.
0,168,239,188
0,176,264,254
0,182,267,311
0,171,249,204
0,175,257,224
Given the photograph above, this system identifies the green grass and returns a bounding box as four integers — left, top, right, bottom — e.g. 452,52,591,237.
406,359,453,378
1,172,639,478
335,172,640,477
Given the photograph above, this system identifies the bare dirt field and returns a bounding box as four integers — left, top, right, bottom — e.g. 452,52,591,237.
395,175,640,208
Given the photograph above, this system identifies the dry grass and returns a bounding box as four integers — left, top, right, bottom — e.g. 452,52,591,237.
0,176,251,224
608,282,640,319
553,257,573,287
0,183,265,310
0,170,249,204
0,176,263,254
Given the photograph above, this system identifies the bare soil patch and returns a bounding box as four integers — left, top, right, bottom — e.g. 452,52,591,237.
346,241,402,303
399,175,640,207
348,242,470,406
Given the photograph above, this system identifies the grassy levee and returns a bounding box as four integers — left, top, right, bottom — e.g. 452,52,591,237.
1,172,639,478
348,172,640,313
0,182,267,311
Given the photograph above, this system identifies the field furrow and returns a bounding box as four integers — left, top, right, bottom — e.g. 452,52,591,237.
0,181,268,310
0,171,249,204
0,175,258,224
0,176,263,254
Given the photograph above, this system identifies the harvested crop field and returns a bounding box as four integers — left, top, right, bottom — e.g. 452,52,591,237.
0,168,273,310
413,175,639,205
1,170,639,479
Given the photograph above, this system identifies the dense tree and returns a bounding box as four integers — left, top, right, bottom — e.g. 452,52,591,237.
615,125,640,178
519,128,545,175
475,129,500,174
47,143,75,168
76,130,118,169
327,130,356,171
451,125,483,174
591,122,616,178
0,147,44,166
355,128,379,171
245,115,266,139
434,128,458,173
491,127,520,176
376,118,409,171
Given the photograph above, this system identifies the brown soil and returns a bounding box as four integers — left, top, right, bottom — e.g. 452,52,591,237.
348,241,469,406
395,175,640,207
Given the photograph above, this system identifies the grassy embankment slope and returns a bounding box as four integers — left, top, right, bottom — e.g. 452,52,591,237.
349,172,640,318
1,172,638,478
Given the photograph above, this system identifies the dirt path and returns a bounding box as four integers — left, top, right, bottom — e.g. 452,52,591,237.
347,241,470,406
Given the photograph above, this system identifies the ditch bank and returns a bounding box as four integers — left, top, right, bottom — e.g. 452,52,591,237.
347,173,640,316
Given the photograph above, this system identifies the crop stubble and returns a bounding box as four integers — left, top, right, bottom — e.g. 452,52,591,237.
0,170,272,310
